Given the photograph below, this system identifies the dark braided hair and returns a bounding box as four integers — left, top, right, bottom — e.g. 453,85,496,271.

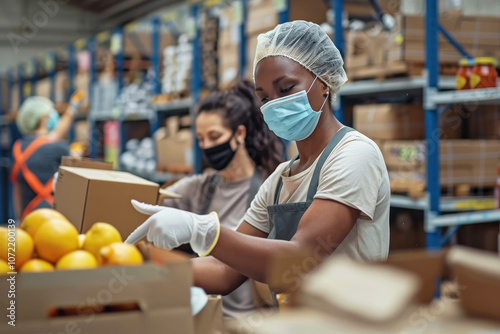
195,80,285,177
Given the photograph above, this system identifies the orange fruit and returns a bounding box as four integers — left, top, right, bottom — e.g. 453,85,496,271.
21,208,69,238
56,250,98,270
100,243,143,266
34,219,79,264
83,223,122,260
0,259,10,275
20,259,54,272
78,234,86,249
0,227,34,269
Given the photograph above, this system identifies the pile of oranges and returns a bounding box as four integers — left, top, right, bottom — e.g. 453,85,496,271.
0,209,143,274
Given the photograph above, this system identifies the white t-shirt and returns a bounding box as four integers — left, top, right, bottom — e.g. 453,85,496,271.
243,130,390,261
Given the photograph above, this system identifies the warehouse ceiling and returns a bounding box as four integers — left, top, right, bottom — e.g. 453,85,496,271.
0,0,184,73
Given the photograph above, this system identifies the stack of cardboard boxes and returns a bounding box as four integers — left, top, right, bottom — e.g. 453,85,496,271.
404,11,500,64
344,2,500,80
353,104,500,195
219,0,328,89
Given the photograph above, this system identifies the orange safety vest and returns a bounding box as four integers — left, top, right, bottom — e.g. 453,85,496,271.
10,136,55,220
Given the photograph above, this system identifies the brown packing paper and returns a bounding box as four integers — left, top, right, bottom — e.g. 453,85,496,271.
53,166,159,238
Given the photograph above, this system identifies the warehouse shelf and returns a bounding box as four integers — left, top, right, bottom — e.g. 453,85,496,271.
338,75,456,97
391,194,496,212
153,98,192,113
429,209,500,228
426,86,500,107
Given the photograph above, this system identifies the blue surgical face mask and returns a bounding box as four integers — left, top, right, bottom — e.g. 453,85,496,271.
47,109,60,132
260,76,329,141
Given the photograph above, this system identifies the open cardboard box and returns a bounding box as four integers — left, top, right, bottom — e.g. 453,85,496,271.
0,243,223,334
227,246,500,333
0,244,192,334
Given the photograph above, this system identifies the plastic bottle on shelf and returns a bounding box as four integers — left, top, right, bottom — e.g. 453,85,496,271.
470,57,498,89
456,58,475,90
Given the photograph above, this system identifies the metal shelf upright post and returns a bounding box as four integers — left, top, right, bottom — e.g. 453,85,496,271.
88,37,99,159
48,52,57,102
424,0,442,250
150,16,162,137
113,26,128,157
278,0,290,23
0,76,5,223
67,44,78,143
191,4,203,174
238,0,248,79
30,59,38,97
332,0,345,125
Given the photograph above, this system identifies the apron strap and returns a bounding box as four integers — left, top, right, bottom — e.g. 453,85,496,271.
202,167,264,214
201,173,221,215
306,126,354,202
246,167,263,209
273,154,300,205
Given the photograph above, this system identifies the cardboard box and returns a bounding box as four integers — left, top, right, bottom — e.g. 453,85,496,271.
61,156,113,170
468,105,500,139
379,140,500,187
194,295,223,334
289,0,328,24
447,246,500,321
0,246,193,334
155,117,193,173
35,78,51,98
246,0,279,36
226,246,500,334
354,104,425,140
53,166,160,238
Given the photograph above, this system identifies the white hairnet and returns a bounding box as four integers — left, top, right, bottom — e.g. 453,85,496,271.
16,96,54,134
253,20,348,104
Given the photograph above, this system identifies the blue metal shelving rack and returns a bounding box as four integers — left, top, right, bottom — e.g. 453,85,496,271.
334,0,500,252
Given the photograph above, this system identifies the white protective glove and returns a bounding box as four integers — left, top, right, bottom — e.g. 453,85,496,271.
125,200,221,257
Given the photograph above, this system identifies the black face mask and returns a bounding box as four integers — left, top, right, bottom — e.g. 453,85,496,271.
201,137,238,171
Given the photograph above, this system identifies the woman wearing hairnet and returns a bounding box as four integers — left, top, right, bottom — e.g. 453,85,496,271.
11,92,84,220
126,21,390,298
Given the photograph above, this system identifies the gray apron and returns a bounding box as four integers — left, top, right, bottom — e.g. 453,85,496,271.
267,127,354,241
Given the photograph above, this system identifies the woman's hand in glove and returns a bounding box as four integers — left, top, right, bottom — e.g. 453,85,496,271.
124,200,221,257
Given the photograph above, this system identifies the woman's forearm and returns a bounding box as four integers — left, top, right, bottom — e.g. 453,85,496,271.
210,226,302,283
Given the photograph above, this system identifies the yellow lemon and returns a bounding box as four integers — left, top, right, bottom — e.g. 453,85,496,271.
56,250,98,270
34,220,79,264
0,227,34,269
83,223,122,259
20,259,54,273
0,259,10,275
21,208,69,238
100,243,143,266
78,234,86,249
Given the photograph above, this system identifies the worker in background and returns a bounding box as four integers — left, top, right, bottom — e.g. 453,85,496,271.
126,21,390,303
158,80,284,318
11,91,84,221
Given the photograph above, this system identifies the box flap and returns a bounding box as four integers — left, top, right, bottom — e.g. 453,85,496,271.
59,166,158,187
61,156,113,170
